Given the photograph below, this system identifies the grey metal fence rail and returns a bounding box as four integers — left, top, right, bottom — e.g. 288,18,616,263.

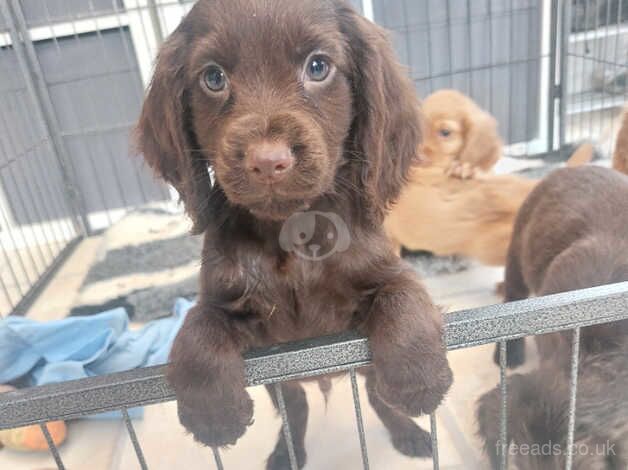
2,281,627,470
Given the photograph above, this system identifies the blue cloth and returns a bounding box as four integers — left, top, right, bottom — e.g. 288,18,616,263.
0,298,192,388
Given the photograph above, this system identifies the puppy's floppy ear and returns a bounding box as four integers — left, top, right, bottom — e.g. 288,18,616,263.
135,27,212,234
339,7,422,222
459,112,501,172
613,109,628,175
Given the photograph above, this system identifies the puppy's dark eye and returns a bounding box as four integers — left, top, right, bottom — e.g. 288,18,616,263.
202,64,227,92
305,55,330,82
439,129,451,137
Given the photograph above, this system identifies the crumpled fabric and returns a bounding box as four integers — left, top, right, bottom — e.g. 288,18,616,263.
0,298,193,419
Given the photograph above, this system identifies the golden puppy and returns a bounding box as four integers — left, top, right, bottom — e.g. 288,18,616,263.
422,89,502,179
385,89,593,266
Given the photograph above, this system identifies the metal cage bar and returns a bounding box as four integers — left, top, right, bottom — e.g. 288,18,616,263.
40,422,66,470
121,407,149,470
429,413,440,470
564,327,582,470
274,382,299,470
349,367,370,470
212,447,224,470
498,341,508,470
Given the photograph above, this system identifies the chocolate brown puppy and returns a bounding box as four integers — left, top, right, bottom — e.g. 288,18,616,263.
494,166,628,368
479,165,628,469
135,1,452,468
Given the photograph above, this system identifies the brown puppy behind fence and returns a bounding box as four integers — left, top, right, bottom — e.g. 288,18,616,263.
135,1,452,468
493,124,628,368
477,163,628,468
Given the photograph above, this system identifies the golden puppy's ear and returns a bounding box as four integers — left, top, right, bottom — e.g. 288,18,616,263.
565,143,593,167
459,112,502,172
135,26,212,234
613,109,628,175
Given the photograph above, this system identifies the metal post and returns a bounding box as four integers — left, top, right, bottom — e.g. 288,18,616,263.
498,341,508,470
557,0,571,151
546,0,561,153
147,0,164,46
1,0,89,236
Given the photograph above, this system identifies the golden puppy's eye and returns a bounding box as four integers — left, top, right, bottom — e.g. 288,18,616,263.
304,55,331,82
438,129,451,137
202,63,227,92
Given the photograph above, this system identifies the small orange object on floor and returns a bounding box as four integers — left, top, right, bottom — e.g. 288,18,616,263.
0,385,67,452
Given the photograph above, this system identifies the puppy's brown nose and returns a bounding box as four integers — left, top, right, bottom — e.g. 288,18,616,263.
246,141,294,183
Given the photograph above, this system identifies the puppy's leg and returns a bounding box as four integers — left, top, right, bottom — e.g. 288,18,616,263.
492,337,526,369
493,245,529,368
167,305,253,448
445,160,478,179
364,367,432,457
265,381,308,470
503,243,530,303
362,266,452,419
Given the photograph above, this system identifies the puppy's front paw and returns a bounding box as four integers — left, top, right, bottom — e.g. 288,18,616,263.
177,385,254,447
445,161,477,179
390,421,432,458
493,338,526,369
266,439,306,470
374,351,452,417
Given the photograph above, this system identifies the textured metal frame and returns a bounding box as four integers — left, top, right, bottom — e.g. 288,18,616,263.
1,282,627,470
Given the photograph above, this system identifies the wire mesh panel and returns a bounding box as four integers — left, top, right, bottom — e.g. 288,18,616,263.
373,0,545,152
6,0,173,233
0,2,81,317
34,27,167,228
0,0,198,315
563,0,628,157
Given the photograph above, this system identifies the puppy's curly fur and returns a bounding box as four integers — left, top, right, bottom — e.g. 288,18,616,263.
135,1,452,468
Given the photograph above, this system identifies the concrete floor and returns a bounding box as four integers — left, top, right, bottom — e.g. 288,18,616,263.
0,233,532,469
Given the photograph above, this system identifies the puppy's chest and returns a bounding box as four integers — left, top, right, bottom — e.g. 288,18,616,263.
248,254,363,340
